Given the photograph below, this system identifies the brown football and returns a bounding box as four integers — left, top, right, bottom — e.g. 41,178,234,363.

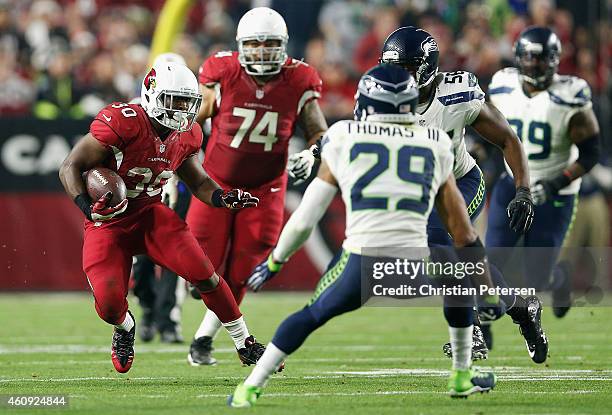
85,167,127,206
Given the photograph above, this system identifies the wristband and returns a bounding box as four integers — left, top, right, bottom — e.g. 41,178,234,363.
267,253,284,272
211,188,224,208
74,193,93,221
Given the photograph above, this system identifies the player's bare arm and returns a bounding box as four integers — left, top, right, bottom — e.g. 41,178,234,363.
287,100,328,184
471,101,530,189
298,99,328,145
565,107,600,179
176,155,259,209
59,133,110,200
195,82,217,124
532,107,601,205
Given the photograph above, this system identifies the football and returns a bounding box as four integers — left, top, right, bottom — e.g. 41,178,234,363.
85,167,127,206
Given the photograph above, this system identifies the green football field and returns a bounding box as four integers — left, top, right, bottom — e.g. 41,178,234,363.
1,292,611,414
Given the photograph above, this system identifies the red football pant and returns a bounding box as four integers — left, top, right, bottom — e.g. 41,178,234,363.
82,203,241,325
185,175,287,303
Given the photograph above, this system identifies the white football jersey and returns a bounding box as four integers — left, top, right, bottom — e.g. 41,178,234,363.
321,120,453,254
414,71,485,179
489,68,592,195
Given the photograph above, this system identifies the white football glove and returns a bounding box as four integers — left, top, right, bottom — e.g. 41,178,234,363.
90,192,128,221
161,174,179,210
287,148,316,185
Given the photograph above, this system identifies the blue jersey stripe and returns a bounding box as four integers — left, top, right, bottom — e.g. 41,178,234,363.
548,91,587,108
488,86,514,95
437,90,485,106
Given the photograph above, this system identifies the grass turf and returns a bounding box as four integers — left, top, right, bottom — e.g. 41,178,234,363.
0,292,611,414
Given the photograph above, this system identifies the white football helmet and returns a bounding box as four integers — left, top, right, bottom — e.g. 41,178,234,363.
152,52,187,67
140,62,202,132
236,7,288,76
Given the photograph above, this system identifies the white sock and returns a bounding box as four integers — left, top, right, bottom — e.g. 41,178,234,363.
115,312,134,332
449,325,473,371
222,316,250,349
244,343,287,388
194,310,223,340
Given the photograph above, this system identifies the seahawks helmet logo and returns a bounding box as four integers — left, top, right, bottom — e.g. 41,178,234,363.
420,37,438,57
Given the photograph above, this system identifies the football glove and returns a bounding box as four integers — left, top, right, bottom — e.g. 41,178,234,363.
287,148,316,185
91,191,128,221
246,254,284,292
477,295,507,322
161,174,179,210
506,186,534,234
531,173,571,206
219,189,259,209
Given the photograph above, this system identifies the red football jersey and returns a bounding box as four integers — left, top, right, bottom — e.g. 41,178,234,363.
198,51,322,188
89,103,203,212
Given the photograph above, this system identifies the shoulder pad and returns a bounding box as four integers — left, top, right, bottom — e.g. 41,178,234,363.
97,103,141,139
437,71,485,106
548,75,592,108
488,68,520,95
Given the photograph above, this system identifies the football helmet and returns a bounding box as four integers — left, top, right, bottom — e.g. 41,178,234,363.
236,7,288,76
514,26,561,90
354,64,419,124
152,52,187,67
379,26,439,88
140,61,202,132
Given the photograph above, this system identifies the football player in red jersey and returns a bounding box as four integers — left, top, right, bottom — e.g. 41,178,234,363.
59,62,270,374
184,7,328,365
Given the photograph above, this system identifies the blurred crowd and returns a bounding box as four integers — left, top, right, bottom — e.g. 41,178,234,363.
0,0,609,153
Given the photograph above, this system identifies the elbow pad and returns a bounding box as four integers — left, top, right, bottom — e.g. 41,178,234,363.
576,133,600,173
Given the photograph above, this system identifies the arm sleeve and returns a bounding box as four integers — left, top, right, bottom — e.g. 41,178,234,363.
90,118,125,149
297,65,323,115
272,178,338,262
198,53,227,85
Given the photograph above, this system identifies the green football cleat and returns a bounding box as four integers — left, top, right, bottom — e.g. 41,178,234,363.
228,382,262,408
448,368,496,398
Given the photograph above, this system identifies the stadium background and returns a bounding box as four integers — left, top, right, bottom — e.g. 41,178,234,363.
0,0,610,291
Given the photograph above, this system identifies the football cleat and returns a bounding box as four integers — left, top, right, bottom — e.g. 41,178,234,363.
515,296,548,363
481,323,493,350
237,336,285,372
187,336,217,366
160,327,184,344
138,309,155,343
552,265,572,318
448,368,496,398
228,382,262,408
442,325,489,361
111,311,136,373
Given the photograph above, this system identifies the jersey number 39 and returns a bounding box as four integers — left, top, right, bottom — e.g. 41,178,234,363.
350,143,434,214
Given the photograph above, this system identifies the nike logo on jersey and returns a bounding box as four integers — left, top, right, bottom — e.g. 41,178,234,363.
102,114,112,122
271,187,281,193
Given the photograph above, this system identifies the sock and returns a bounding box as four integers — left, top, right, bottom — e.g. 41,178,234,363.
198,277,242,322
194,309,223,340
114,312,134,332
244,342,287,388
449,325,473,371
222,316,250,349
506,295,527,321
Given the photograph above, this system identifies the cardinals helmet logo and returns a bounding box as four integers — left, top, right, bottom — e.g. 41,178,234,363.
144,68,156,91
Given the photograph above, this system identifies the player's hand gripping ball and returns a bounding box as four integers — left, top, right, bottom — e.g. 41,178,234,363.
85,168,128,221
221,189,259,209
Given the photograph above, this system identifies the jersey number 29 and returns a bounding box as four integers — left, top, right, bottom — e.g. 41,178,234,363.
350,143,434,214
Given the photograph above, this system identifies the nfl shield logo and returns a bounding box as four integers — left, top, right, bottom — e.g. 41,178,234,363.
256,89,264,99
159,144,166,153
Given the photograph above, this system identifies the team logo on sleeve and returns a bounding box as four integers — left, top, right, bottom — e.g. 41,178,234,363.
144,68,157,91
420,37,438,57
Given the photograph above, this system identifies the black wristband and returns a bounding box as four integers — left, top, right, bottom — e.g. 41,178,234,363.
549,172,572,193
211,188,224,208
456,237,487,264
74,193,93,221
